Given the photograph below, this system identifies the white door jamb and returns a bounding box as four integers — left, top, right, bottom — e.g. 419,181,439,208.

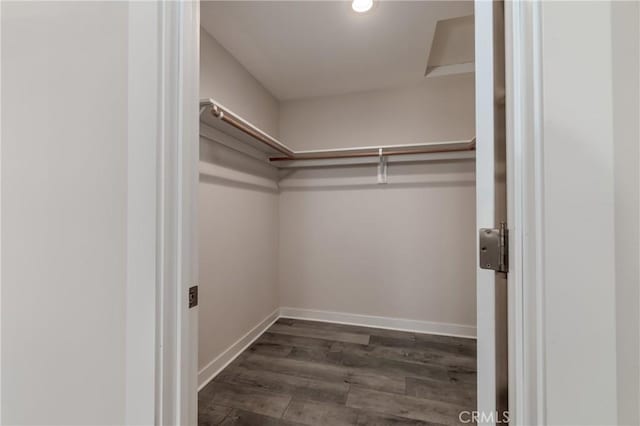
505,1,546,424
155,1,199,425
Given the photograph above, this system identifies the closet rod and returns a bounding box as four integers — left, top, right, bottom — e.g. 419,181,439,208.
200,99,294,157
269,141,475,161
200,99,476,162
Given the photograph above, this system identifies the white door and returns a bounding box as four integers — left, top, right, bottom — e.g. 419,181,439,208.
475,1,508,425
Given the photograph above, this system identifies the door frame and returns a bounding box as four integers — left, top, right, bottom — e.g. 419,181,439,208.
149,1,200,425
123,1,199,424
149,0,547,424
504,1,546,424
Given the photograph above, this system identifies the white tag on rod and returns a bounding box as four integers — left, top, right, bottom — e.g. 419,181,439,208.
377,148,387,184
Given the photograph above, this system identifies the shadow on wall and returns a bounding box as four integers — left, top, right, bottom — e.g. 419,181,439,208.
278,159,476,191
199,173,279,194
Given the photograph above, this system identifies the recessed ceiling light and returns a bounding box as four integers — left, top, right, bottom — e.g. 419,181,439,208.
352,0,373,13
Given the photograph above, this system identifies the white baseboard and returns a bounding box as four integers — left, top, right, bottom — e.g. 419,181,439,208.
198,306,476,391
197,308,280,391
279,307,477,339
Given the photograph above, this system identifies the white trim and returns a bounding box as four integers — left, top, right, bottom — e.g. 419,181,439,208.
505,1,522,424
177,1,200,425
531,1,547,422
0,2,3,421
505,1,546,424
279,307,476,339
155,1,200,425
474,1,503,423
197,309,280,390
156,3,182,424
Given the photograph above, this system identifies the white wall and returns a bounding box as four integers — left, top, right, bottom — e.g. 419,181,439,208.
277,75,477,332
278,161,477,332
612,2,640,424
201,28,280,137
198,27,280,376
2,2,129,424
540,2,620,423
198,141,280,374
279,73,475,150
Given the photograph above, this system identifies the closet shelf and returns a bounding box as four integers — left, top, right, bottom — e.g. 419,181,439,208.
200,98,476,168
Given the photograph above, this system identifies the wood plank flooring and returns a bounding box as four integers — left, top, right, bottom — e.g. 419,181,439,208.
199,319,476,426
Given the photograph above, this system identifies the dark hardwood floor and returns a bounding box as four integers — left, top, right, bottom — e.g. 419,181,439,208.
199,318,477,426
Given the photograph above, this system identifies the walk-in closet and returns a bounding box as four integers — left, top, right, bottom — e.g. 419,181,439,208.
7,1,639,425
196,2,497,424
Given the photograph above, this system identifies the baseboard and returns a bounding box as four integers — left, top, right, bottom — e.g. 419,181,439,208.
197,308,280,391
279,307,477,339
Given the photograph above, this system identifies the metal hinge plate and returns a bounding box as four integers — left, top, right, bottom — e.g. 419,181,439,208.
479,222,509,273
189,285,198,308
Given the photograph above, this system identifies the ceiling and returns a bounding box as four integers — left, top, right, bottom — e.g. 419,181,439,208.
201,1,474,101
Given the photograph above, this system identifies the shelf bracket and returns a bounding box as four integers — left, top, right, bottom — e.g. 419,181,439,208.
377,148,388,184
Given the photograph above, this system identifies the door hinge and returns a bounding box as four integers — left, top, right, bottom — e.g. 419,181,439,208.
188,285,198,308
479,222,509,273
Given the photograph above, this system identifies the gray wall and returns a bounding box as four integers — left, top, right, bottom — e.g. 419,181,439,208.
278,161,476,331
279,73,475,150
198,27,281,376
2,2,129,424
277,73,477,332
612,1,640,424
201,28,280,137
